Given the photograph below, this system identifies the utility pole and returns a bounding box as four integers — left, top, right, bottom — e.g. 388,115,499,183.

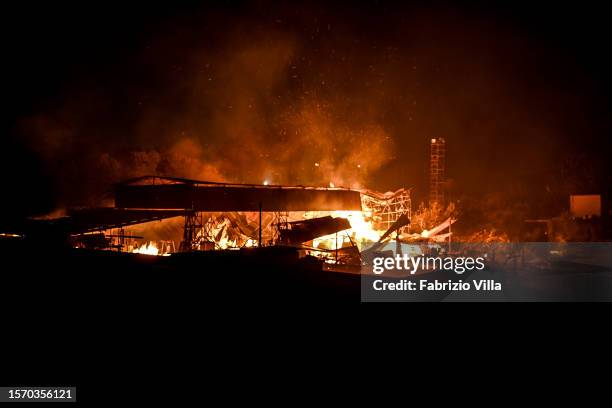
258,202,262,248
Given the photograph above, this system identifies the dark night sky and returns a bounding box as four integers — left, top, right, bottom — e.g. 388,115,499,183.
2,0,612,216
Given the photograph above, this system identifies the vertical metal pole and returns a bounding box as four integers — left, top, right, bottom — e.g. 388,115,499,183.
259,202,262,248
335,231,338,263
448,218,452,253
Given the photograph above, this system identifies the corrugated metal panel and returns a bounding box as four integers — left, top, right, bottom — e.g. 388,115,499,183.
66,208,186,232
115,184,362,211
280,216,352,244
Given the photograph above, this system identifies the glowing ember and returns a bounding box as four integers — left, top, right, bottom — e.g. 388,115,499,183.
0,233,22,238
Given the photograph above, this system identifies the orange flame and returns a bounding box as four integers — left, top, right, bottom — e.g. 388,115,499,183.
132,241,160,256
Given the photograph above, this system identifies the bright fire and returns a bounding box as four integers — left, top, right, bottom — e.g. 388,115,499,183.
132,241,160,256
313,210,384,250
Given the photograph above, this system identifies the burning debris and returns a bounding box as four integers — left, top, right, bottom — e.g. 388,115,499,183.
19,175,422,264
132,241,161,255
131,241,174,256
53,176,463,270
1,171,464,269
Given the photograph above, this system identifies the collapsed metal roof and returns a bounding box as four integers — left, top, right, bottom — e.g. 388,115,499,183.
0,208,186,238
115,176,363,212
